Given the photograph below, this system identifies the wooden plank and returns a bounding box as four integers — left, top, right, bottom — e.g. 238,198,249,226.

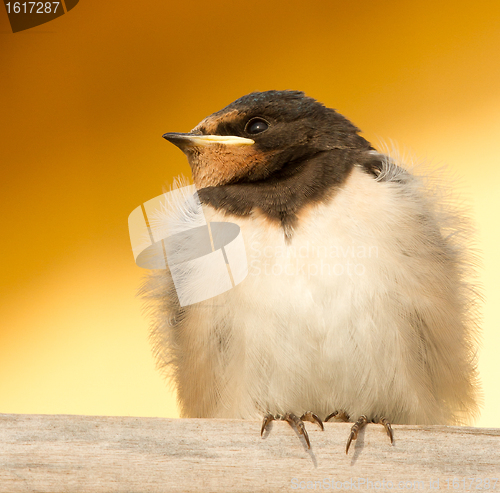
0,414,499,492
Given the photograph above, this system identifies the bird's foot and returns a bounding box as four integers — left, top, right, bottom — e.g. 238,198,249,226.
345,415,394,454
261,411,324,449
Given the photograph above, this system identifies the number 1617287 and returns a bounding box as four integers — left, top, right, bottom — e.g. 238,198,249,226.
5,2,61,14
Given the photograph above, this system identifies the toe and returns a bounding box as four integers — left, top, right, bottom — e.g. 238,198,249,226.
261,412,275,436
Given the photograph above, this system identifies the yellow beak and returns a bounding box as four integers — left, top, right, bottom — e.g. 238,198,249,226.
163,132,255,148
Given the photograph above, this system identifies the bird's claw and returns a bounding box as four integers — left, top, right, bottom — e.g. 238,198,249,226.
345,415,394,454
284,412,311,448
261,411,324,449
325,410,349,422
260,412,275,436
262,411,394,453
378,416,394,444
346,415,368,454
300,411,324,431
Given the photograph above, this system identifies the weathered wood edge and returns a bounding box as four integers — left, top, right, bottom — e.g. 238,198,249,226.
1,414,499,493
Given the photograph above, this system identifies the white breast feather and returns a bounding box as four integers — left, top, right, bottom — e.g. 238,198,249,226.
141,152,481,425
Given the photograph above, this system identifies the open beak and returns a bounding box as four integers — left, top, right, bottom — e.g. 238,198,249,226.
162,132,254,149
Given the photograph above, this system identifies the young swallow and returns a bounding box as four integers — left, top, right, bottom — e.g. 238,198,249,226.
143,90,481,453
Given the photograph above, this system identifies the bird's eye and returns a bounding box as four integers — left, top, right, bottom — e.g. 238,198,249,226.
245,118,269,135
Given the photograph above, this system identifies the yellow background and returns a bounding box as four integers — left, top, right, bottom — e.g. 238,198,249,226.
1,1,499,427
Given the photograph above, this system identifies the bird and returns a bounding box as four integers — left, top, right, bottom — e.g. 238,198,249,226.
140,90,481,453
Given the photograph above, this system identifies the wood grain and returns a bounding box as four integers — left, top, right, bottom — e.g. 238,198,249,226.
1,414,499,492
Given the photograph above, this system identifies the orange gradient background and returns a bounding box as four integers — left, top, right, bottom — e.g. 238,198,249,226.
1,1,499,427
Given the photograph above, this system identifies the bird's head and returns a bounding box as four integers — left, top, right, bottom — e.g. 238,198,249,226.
163,90,373,189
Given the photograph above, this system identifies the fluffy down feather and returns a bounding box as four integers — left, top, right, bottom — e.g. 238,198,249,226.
140,151,481,425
